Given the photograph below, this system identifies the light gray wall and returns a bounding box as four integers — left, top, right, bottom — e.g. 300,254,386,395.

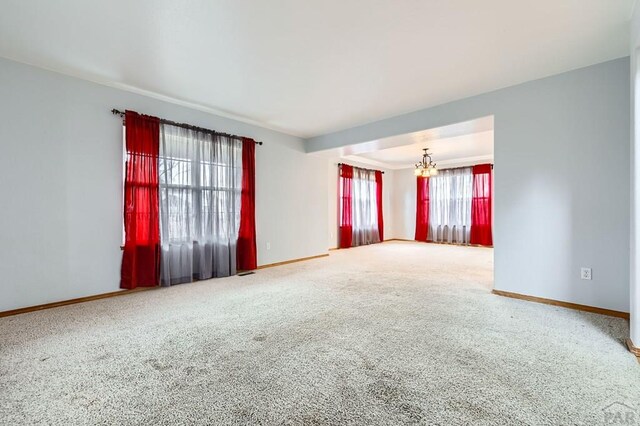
0,58,327,312
630,6,640,344
391,168,417,241
308,58,631,312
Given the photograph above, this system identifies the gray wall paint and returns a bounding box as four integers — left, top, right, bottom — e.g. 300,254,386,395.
392,168,418,241
309,58,631,312
630,8,639,343
0,58,327,311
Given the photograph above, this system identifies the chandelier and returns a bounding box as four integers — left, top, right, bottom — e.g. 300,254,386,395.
414,148,439,177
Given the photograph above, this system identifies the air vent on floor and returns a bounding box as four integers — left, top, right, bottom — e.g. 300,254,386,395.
237,271,255,277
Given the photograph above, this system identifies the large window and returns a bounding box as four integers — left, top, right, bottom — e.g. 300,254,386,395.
159,157,241,243
429,167,473,244
119,109,257,290
158,124,243,284
338,164,382,247
351,168,379,246
415,164,493,246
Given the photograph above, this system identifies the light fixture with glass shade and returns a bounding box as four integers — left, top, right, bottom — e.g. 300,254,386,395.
414,148,438,177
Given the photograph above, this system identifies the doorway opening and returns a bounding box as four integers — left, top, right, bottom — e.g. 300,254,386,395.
318,115,495,290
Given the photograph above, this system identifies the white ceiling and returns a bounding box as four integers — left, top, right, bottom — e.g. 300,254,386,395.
343,130,494,170
0,1,633,137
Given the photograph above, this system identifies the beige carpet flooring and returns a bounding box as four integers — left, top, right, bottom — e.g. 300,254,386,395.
0,241,638,425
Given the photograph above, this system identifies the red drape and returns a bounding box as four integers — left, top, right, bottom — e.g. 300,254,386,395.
470,164,493,246
415,176,430,241
339,164,353,248
237,138,257,270
375,170,384,241
121,111,160,289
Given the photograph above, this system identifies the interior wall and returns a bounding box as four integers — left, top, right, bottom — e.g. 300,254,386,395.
392,169,417,240
308,58,631,313
630,3,640,344
326,159,394,248
0,57,327,312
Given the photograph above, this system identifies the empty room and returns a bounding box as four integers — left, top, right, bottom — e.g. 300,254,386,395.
1,1,640,424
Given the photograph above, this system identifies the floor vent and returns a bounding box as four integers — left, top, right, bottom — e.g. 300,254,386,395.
237,271,255,277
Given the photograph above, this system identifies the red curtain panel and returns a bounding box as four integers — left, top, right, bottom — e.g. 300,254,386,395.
237,138,258,270
415,176,430,241
470,164,493,246
121,111,161,289
375,170,384,241
339,164,354,248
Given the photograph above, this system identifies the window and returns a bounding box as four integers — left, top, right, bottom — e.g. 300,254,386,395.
339,165,381,247
158,127,242,245
352,168,379,245
428,167,473,244
120,109,257,288
157,124,243,284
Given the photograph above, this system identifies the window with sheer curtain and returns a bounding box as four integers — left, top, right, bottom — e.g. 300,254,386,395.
350,167,380,246
158,124,243,285
428,167,473,244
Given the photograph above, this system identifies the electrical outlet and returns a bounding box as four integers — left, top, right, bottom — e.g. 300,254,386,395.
580,267,592,280
266,242,271,250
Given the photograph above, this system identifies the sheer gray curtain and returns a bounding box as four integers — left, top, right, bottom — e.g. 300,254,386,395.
352,167,380,246
159,124,242,286
429,167,473,244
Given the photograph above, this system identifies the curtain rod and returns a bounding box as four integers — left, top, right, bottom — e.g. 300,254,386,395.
337,163,385,174
111,109,263,145
434,164,494,172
